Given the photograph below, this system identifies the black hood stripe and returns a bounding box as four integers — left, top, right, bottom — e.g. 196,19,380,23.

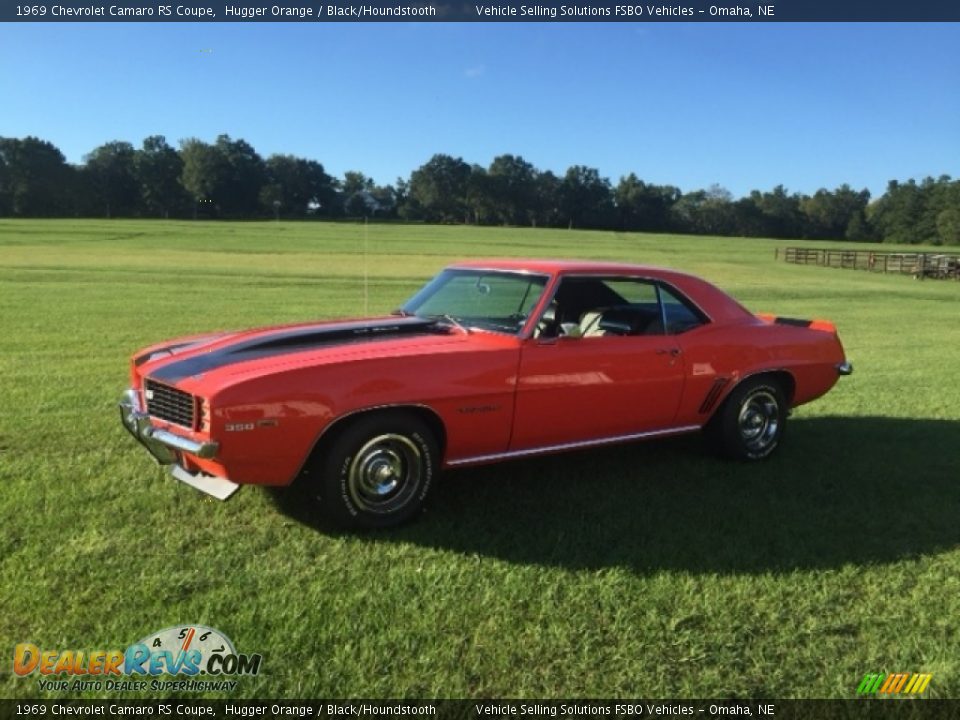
135,340,206,367
148,317,442,383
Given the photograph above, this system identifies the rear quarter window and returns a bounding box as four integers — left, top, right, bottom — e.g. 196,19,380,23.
659,285,708,334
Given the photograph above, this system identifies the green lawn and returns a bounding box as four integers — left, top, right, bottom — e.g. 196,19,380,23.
1,219,957,700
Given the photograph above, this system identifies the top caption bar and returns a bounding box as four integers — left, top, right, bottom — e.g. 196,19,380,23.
4,0,960,22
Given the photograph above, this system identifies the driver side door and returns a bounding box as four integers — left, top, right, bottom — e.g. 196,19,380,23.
509,276,687,451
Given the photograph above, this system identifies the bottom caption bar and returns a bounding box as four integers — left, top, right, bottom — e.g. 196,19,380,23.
1,700,957,720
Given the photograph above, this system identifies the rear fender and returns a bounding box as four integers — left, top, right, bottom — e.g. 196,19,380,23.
755,313,838,334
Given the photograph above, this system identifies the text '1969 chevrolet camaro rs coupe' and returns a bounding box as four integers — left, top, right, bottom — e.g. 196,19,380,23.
120,259,852,528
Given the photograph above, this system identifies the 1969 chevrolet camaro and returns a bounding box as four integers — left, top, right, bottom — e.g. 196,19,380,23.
120,259,852,528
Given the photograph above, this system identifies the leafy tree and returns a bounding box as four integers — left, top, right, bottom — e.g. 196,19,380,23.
214,135,265,217
368,184,397,217
673,186,738,236
341,171,375,216
395,176,424,221
84,141,139,218
748,185,804,238
259,182,284,219
134,136,188,218
801,184,871,240
392,177,409,209
180,135,266,218
465,165,495,225
342,171,373,197
0,136,72,216
179,138,226,217
729,197,769,237
0,150,9,215
2,131,958,244
937,208,960,246
924,176,960,245
408,154,472,223
560,165,612,229
532,170,562,228
339,171,398,218
844,212,875,242
344,190,374,217
868,179,930,244
264,155,337,217
614,173,680,232
486,154,538,226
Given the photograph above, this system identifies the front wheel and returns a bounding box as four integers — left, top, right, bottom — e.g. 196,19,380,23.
312,411,438,529
706,378,787,460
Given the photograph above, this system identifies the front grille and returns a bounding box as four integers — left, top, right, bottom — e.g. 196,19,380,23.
144,379,196,429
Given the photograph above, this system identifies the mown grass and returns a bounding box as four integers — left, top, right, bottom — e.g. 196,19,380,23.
0,219,957,700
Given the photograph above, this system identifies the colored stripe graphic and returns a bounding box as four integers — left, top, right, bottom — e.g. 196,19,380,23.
857,674,885,694
880,673,908,693
911,674,933,694
857,672,932,695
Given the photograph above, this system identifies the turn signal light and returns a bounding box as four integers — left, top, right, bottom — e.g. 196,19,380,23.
199,398,211,432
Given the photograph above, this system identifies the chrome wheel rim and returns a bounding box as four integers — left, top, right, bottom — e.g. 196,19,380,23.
347,434,422,514
737,391,780,453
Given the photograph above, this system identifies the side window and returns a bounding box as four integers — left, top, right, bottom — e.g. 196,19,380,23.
576,278,665,338
541,276,708,339
603,280,658,305
658,285,707,334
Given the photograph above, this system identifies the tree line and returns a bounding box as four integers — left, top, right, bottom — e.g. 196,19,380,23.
1,134,958,245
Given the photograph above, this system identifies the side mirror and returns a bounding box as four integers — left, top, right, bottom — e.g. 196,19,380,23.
558,322,583,339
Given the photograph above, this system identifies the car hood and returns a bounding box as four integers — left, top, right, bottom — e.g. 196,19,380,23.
135,315,462,386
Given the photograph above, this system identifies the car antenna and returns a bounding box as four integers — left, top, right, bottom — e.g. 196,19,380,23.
363,214,369,315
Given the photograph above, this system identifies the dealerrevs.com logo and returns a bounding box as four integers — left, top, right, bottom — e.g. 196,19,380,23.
14,625,262,692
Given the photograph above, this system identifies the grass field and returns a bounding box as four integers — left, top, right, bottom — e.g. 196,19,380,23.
1,219,958,700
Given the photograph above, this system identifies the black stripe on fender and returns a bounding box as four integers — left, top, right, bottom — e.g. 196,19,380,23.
773,316,813,327
149,317,441,383
135,340,204,367
699,377,731,414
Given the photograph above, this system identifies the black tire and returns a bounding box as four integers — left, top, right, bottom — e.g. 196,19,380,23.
311,411,438,529
706,377,787,461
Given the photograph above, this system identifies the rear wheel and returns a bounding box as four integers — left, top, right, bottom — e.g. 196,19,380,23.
707,377,787,460
310,411,438,529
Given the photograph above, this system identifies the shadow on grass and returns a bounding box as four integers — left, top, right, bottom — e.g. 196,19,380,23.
273,416,960,574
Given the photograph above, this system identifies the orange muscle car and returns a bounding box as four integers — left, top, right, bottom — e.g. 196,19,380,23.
120,259,852,528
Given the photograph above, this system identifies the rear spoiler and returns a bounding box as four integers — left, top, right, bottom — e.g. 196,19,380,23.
755,313,837,334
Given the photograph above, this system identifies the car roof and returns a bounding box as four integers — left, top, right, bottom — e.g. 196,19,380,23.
450,258,695,282
448,258,753,322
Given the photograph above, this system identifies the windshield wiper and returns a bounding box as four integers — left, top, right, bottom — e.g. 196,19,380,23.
431,314,470,334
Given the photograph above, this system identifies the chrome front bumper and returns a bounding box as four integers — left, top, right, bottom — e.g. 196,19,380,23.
119,389,238,500
119,389,218,463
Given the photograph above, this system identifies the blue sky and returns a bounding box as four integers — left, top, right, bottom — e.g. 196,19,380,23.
1,22,957,199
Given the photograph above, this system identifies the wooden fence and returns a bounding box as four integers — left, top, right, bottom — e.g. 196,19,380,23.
778,247,960,280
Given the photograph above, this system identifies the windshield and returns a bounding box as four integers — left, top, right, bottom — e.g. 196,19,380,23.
401,269,550,335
